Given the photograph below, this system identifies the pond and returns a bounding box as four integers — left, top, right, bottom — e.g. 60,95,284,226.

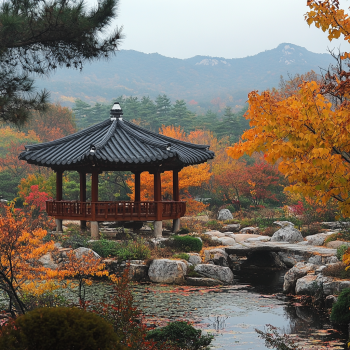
131,269,348,349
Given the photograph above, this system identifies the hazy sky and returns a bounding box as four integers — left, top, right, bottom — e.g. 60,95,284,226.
93,0,350,59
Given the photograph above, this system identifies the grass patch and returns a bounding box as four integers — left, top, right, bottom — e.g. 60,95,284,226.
324,230,350,244
322,262,350,279
173,253,190,261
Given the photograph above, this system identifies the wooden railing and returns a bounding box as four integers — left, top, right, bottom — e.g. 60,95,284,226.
46,200,186,221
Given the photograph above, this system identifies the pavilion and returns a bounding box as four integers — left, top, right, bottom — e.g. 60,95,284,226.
19,103,215,238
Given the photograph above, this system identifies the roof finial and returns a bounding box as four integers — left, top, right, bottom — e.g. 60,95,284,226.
110,102,123,120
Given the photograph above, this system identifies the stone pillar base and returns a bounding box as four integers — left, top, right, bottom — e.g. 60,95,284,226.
56,219,63,232
91,221,99,239
172,218,180,233
80,220,87,230
154,221,162,238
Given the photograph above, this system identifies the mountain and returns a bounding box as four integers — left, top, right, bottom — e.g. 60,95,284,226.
37,43,334,110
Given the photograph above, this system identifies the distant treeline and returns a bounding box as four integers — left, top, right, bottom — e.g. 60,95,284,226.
73,95,249,143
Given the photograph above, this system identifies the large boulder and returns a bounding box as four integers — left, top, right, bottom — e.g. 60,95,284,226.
295,275,329,295
217,209,233,221
306,233,334,246
321,222,350,229
222,223,240,232
203,248,228,266
194,264,234,283
188,253,202,265
283,262,316,293
39,253,58,270
277,252,304,268
148,259,187,284
74,247,101,259
271,221,303,243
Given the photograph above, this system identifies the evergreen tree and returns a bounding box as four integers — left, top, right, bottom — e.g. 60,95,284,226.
139,96,156,129
122,97,140,120
72,99,91,129
0,0,122,125
169,100,195,132
155,94,171,127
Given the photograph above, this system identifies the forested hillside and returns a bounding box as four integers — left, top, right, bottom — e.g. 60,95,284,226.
37,43,334,112
73,95,249,143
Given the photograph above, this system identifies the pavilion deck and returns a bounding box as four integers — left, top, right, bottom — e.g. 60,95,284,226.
46,200,186,222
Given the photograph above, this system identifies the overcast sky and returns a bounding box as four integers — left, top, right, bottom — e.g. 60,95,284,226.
95,0,350,59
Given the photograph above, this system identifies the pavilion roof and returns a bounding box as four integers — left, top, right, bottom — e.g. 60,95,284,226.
19,117,215,172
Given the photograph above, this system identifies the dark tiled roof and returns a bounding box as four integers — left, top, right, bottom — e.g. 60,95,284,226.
19,118,215,171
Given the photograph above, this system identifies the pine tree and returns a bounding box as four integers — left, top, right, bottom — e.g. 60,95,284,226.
169,100,195,132
0,0,122,125
72,99,91,129
155,94,171,127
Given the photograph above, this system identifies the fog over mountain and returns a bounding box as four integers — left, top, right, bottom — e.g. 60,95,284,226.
38,43,334,111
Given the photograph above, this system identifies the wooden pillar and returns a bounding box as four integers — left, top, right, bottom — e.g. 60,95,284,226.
56,170,63,201
173,169,179,201
80,172,87,229
172,169,180,233
153,171,162,238
134,172,141,202
91,171,98,202
91,171,99,239
55,170,63,232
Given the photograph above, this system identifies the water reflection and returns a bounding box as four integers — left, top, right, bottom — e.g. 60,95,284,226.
130,269,348,349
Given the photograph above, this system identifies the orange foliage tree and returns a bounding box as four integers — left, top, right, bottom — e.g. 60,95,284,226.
0,204,55,315
25,103,76,142
126,126,213,216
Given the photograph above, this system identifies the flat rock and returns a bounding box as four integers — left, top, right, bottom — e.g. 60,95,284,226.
239,227,260,234
148,259,187,284
194,264,234,283
186,277,222,286
217,209,233,221
245,236,271,242
326,240,350,249
217,237,236,246
322,222,350,229
232,234,261,243
222,223,240,232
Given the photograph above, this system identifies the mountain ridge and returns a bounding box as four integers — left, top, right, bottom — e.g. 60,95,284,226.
37,43,334,111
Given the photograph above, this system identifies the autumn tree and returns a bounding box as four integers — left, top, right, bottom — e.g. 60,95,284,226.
24,103,77,142
0,0,122,124
0,203,55,315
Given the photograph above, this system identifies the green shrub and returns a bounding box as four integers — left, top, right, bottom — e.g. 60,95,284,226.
89,238,151,260
173,253,190,261
61,234,88,249
115,239,151,261
331,288,350,324
337,245,349,260
0,307,121,350
146,321,214,350
177,227,190,235
89,238,120,258
173,235,202,252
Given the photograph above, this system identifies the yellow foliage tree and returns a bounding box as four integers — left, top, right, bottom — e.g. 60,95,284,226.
227,80,350,216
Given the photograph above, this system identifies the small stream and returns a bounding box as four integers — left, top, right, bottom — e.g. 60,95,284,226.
131,270,348,349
